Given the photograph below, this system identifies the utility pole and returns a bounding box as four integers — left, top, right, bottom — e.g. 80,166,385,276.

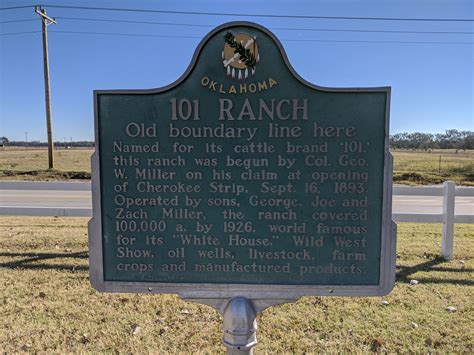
35,6,56,169
25,132,28,150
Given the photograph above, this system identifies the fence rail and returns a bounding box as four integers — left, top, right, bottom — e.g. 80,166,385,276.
392,181,473,259
1,180,472,260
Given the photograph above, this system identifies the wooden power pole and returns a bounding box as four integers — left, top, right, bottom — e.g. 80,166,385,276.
35,6,56,169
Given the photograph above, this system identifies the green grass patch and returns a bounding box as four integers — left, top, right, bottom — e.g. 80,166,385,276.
1,217,472,352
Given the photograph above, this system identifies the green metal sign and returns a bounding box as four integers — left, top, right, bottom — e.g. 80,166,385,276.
89,22,395,298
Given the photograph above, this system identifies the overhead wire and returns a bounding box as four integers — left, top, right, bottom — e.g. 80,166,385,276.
0,5,35,11
37,4,474,22
0,4,473,22
51,30,201,40
1,5,472,44
0,30,41,35
0,18,37,24
1,29,473,44
53,16,474,35
2,16,473,37
3,29,471,45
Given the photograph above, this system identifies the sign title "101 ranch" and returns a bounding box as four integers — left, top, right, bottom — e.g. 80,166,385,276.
89,22,395,299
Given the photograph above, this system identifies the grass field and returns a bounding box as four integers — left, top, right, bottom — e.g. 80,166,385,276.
1,147,473,185
0,217,472,352
0,148,92,180
392,149,474,186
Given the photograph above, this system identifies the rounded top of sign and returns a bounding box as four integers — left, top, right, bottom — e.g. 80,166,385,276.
188,21,329,91
94,21,390,95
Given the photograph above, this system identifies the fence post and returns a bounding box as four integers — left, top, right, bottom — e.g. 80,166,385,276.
441,181,455,260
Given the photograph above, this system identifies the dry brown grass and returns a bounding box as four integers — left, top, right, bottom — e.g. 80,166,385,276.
1,217,472,352
1,148,473,185
0,148,93,180
392,149,474,186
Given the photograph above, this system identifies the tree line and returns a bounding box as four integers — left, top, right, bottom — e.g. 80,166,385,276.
0,137,94,148
390,130,473,150
2,129,473,150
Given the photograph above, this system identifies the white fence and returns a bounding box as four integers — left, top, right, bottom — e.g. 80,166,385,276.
393,181,474,260
1,180,473,260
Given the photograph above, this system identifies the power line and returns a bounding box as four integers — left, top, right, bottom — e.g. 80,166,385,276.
41,30,473,44
284,38,474,45
0,30,41,35
0,5,35,11
1,4,473,22
2,16,474,35
33,4,474,22
2,16,474,36
2,29,473,44
50,30,201,39
54,16,474,35
56,16,212,28
0,18,36,24
273,27,474,35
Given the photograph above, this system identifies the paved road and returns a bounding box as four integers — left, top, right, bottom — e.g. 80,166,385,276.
393,195,473,215
1,189,92,209
1,181,473,216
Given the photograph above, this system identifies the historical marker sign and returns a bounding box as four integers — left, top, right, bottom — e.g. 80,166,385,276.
89,22,395,299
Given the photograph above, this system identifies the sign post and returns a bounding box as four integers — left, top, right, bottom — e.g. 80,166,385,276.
89,22,395,352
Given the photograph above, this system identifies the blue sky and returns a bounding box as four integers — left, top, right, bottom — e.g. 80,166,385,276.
1,0,473,142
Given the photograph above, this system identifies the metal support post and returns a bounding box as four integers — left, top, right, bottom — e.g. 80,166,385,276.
222,297,257,354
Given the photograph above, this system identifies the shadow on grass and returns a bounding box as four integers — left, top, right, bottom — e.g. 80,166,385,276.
1,251,472,285
0,250,88,271
1,169,90,180
396,257,473,285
